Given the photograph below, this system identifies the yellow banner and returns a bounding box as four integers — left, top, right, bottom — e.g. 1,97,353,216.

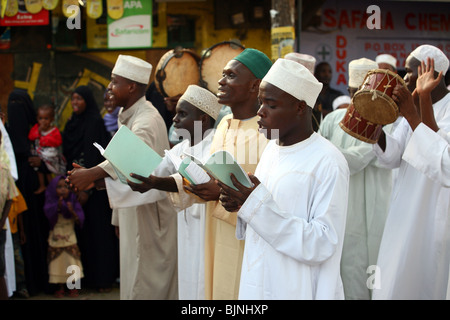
271,26,295,61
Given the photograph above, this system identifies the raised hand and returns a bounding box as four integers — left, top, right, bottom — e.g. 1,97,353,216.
393,84,415,116
416,57,443,96
393,84,421,130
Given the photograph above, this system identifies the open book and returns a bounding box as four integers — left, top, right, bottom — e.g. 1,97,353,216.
181,150,253,191
93,125,163,184
164,149,211,185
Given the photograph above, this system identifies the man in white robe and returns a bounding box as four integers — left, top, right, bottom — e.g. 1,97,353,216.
219,58,350,299
126,84,222,300
397,57,450,188
403,124,450,187
67,55,178,300
319,58,393,300
371,45,450,300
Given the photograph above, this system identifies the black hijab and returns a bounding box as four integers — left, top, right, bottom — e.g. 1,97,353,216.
62,85,110,170
6,88,36,159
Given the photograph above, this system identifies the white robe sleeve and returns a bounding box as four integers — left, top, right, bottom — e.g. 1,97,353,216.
105,177,167,209
0,122,18,181
237,165,349,264
103,150,177,209
402,123,450,188
337,144,375,175
373,118,410,169
168,173,205,211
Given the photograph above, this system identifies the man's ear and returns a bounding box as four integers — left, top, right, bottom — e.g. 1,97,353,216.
297,100,309,116
250,78,262,93
128,81,137,94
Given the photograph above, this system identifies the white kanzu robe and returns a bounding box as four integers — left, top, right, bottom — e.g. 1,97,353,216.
372,93,450,300
236,133,350,299
99,97,178,300
402,123,450,187
161,130,214,300
319,108,393,300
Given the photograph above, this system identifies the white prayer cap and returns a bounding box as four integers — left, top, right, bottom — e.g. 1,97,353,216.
112,54,153,85
376,54,397,69
348,58,378,88
179,85,222,120
284,52,316,74
410,44,449,74
332,95,351,110
262,58,323,108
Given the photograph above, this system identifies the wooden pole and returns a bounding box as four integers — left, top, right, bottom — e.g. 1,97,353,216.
270,0,296,61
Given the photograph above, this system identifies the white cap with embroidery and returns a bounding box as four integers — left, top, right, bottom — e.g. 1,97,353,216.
179,85,222,120
410,44,449,74
348,58,378,88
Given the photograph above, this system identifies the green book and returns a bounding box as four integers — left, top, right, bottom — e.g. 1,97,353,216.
183,150,253,191
93,125,163,184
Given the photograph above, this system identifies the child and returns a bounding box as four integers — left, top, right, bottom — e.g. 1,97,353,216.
44,175,84,298
0,129,19,300
103,90,120,137
28,104,66,194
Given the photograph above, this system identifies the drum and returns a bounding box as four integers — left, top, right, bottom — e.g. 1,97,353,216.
339,102,383,144
199,41,245,94
155,47,201,97
352,69,406,125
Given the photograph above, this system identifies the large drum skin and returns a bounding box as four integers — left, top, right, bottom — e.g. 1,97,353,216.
199,41,245,94
155,48,201,97
352,69,406,125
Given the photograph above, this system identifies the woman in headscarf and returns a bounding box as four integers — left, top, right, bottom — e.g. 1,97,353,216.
6,89,49,296
62,85,119,293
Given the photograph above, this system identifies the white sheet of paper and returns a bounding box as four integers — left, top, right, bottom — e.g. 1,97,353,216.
93,142,105,155
185,161,210,184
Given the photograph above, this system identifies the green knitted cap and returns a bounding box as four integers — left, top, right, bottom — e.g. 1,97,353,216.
233,48,272,79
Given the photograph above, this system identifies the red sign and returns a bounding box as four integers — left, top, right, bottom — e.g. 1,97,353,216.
0,9,49,26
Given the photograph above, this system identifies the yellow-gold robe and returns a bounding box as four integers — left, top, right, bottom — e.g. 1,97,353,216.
204,114,268,300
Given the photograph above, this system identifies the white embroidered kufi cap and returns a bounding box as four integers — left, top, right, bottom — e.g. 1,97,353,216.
376,54,397,69
112,54,153,85
348,58,378,88
284,52,316,74
332,95,351,110
262,58,323,108
410,44,449,73
179,85,222,120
